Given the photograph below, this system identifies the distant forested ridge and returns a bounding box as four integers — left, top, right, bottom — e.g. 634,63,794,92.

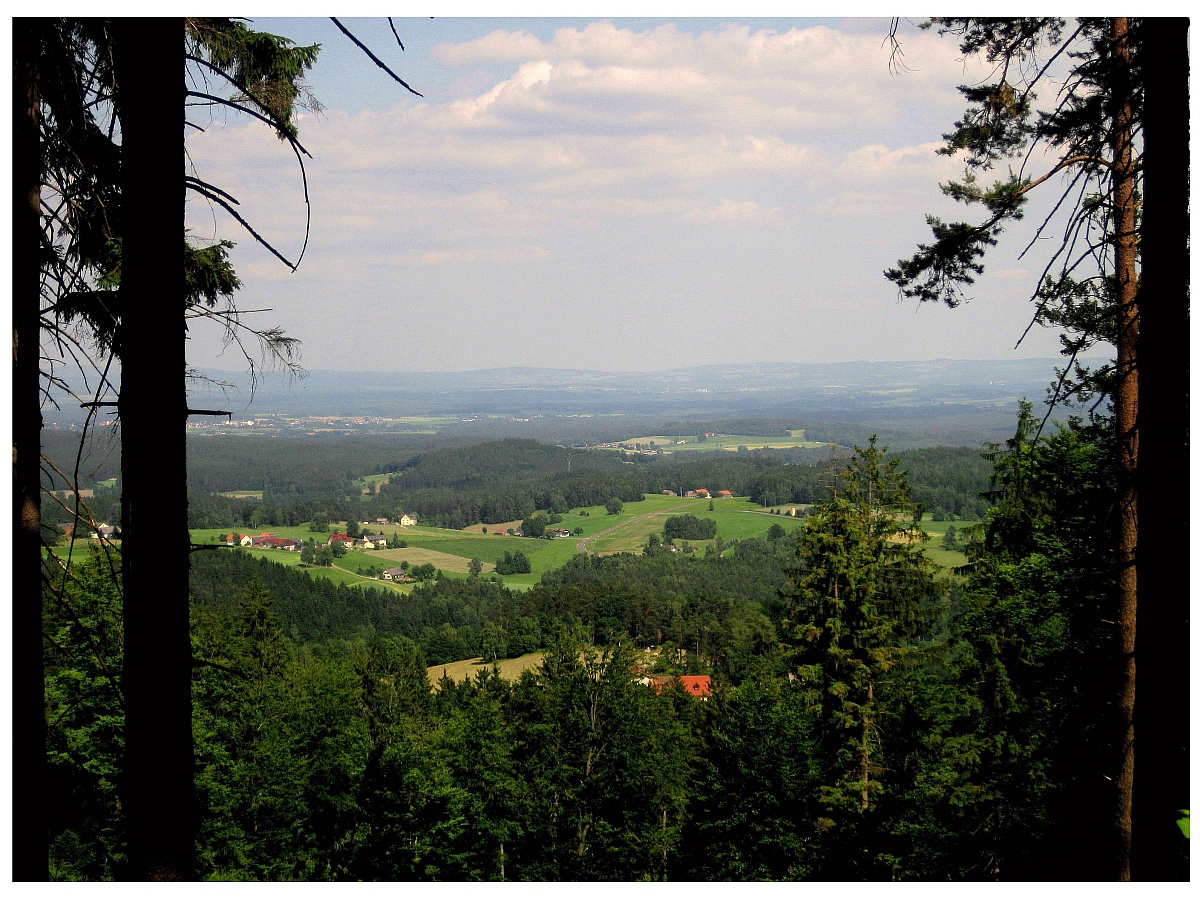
41,428,995,532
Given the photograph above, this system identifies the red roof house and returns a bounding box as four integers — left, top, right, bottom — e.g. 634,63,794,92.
678,675,712,698
643,674,713,699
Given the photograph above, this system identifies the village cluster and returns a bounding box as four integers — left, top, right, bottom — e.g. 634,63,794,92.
221,512,415,549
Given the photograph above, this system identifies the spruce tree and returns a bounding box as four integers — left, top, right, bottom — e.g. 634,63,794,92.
782,438,939,876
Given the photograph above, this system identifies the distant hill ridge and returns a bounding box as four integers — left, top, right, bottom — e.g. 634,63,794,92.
44,358,1112,449
179,357,1102,419
384,439,630,492
198,357,1082,388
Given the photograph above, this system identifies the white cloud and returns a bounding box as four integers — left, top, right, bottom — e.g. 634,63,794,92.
188,20,980,237
839,142,948,180
184,17,1069,372
690,199,777,223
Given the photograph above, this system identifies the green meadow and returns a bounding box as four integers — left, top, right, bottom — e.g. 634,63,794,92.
184,502,978,593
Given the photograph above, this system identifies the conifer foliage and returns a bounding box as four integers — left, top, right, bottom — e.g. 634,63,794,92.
886,18,1189,879
783,438,940,875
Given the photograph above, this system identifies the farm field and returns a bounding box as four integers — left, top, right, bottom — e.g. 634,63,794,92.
427,652,546,689
355,473,392,493
922,545,968,570
366,544,488,575
579,496,796,555
396,525,577,589
920,516,981,537
291,495,797,587
185,504,978,593
917,516,980,571
48,543,101,565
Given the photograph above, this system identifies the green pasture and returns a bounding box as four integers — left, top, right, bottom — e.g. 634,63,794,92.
363,544,488,575
191,526,324,546
48,543,101,565
406,495,769,562
920,516,982,536
917,516,980,573
579,496,791,555
188,527,409,591
922,545,969,571
306,564,407,591
184,505,982,592
395,526,579,588
355,473,392,492
385,526,525,562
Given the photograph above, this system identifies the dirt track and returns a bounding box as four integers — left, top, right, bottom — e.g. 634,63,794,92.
574,502,699,553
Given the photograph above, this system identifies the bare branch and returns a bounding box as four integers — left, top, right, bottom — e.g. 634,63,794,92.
186,88,312,158
387,18,406,52
185,177,298,270
330,18,423,97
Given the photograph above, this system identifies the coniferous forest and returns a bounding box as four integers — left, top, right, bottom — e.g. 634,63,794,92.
41,415,1172,879
19,17,1188,882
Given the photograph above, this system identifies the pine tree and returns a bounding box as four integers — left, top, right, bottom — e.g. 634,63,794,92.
782,438,939,875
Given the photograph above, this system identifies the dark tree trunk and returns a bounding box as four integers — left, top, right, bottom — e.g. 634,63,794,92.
1130,16,1190,882
112,18,194,880
1110,16,1138,882
13,16,49,882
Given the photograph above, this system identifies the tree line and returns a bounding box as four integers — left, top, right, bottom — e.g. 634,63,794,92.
41,433,997,535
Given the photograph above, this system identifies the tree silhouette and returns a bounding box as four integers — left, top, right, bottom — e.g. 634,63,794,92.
19,17,419,878
885,17,1188,879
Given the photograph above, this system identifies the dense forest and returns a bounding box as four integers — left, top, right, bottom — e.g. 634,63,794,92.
46,414,1142,879
42,432,994,535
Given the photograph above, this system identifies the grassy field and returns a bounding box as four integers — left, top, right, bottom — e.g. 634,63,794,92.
183,504,982,592
917,516,980,571
363,544,486,575
922,545,968,570
48,543,102,565
188,527,411,592
355,473,392,493
396,525,579,589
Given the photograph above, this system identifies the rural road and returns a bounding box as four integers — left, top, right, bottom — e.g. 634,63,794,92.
329,561,410,591
574,502,700,554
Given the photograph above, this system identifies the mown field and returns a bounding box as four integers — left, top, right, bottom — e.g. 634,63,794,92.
918,517,979,570
577,495,797,554
426,652,546,689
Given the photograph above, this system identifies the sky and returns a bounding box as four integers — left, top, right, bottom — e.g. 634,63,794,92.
182,12,1099,376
